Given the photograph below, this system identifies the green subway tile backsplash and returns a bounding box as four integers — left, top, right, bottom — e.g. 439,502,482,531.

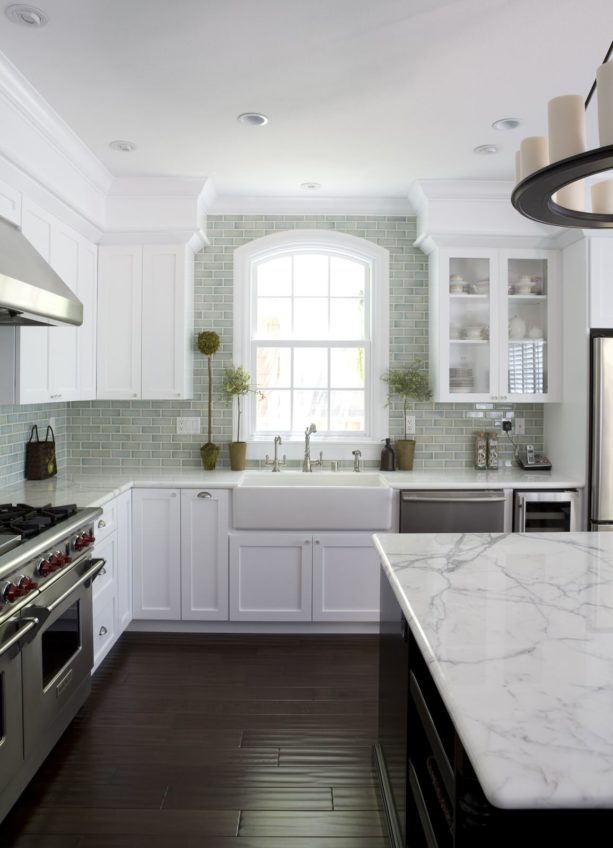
0,215,543,479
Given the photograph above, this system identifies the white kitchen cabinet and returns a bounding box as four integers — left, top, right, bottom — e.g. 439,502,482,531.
430,247,561,403
0,199,98,404
229,531,380,623
229,533,313,621
97,244,193,400
132,488,181,620
92,490,133,672
312,533,380,622
180,489,229,620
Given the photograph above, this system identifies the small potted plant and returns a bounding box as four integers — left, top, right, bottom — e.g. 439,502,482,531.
382,361,432,470
197,331,221,470
223,365,254,471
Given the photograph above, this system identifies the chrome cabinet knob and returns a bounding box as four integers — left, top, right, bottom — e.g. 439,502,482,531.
99,625,108,636
98,519,107,528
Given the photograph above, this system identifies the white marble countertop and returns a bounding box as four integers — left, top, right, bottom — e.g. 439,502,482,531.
373,531,613,810
0,465,584,510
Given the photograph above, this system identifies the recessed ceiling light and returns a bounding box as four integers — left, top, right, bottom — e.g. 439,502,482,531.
473,144,500,155
109,140,136,153
301,182,321,190
492,118,521,131
5,4,48,26
237,112,268,127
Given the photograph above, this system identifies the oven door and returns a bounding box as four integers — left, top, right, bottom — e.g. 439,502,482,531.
21,557,104,759
0,614,39,798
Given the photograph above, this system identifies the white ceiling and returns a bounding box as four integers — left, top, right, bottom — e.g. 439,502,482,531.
0,0,610,199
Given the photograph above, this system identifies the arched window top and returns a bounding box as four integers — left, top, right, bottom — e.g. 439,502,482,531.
234,230,389,445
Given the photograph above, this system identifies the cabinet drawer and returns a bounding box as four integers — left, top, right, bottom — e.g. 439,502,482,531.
92,582,116,670
95,499,118,542
92,533,117,600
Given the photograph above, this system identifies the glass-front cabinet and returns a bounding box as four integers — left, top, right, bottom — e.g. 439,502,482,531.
430,247,560,402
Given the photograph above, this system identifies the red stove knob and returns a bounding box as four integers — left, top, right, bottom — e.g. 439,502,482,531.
19,576,39,593
2,582,24,603
37,558,53,576
49,552,68,568
74,533,94,550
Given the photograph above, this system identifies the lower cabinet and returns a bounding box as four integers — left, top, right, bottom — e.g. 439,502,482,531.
229,532,380,622
92,490,132,671
229,534,312,621
132,487,230,621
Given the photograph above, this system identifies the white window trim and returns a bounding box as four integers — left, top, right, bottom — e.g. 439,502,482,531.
234,230,389,460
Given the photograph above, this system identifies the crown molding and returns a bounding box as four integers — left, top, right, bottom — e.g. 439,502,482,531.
207,194,415,217
409,178,561,247
0,49,112,227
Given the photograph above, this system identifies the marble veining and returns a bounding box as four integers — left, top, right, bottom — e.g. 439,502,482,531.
373,531,613,809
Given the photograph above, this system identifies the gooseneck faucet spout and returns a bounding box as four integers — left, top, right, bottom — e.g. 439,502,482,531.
302,423,317,472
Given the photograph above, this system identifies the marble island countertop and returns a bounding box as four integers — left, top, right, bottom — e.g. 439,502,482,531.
0,465,584,509
373,531,613,810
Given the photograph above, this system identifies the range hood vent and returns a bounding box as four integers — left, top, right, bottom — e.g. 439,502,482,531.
0,217,83,327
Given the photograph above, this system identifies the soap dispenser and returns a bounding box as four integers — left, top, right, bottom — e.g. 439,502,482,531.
380,438,396,471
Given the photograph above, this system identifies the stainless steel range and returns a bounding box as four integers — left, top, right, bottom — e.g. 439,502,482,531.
0,502,103,823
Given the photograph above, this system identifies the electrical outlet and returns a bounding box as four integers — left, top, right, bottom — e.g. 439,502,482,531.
405,415,416,436
514,417,525,435
176,417,200,435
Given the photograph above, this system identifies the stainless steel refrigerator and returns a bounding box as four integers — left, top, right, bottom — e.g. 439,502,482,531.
590,331,613,530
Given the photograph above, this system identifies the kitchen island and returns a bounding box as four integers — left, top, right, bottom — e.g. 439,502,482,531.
373,531,613,847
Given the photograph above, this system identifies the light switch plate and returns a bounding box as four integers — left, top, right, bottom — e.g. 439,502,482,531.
405,415,416,436
176,417,200,435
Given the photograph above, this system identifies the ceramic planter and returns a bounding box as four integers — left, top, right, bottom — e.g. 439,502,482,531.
229,441,247,471
200,442,220,470
395,439,415,471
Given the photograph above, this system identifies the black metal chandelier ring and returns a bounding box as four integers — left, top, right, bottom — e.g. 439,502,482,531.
512,144,613,229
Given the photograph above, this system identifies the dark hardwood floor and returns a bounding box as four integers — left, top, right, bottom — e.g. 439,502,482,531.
2,633,389,847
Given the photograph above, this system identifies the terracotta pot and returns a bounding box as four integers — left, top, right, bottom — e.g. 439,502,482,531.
229,441,247,471
200,442,220,470
395,439,416,471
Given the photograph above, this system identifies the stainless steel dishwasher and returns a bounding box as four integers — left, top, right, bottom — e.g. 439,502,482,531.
400,490,506,533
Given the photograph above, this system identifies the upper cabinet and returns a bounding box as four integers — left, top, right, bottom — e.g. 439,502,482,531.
97,244,194,400
430,246,561,403
0,199,97,405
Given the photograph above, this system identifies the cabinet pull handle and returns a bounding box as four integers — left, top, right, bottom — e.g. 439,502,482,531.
99,625,108,636
98,519,107,528
314,539,320,545
197,491,212,499
304,539,311,544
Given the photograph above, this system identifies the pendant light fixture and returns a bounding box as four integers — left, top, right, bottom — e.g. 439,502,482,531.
511,40,613,228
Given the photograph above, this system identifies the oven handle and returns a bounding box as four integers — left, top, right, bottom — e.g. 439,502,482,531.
0,616,40,659
45,558,106,614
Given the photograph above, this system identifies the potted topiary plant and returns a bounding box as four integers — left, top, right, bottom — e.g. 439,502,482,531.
223,365,253,471
382,361,432,470
197,331,221,470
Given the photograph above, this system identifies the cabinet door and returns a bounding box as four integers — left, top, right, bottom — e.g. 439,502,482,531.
48,224,80,401
97,245,142,399
92,580,116,673
499,249,561,402
132,488,181,619
115,491,133,633
77,239,97,400
229,533,312,621
141,245,192,399
181,489,229,620
0,177,21,225
432,248,500,402
18,200,51,403
312,533,380,622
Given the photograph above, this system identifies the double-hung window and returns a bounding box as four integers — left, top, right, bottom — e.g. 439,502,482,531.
234,230,389,445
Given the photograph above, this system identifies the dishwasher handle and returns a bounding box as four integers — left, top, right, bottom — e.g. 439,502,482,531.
401,491,506,504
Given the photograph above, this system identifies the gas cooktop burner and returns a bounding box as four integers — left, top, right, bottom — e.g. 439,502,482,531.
0,503,78,540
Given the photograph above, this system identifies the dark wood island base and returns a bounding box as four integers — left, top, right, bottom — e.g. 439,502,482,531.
376,568,612,848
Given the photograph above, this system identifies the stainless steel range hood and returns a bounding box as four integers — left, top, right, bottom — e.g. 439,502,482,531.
0,217,83,326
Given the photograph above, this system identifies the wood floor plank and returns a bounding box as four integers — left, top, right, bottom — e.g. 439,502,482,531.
162,785,333,811
239,810,387,837
78,837,389,848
